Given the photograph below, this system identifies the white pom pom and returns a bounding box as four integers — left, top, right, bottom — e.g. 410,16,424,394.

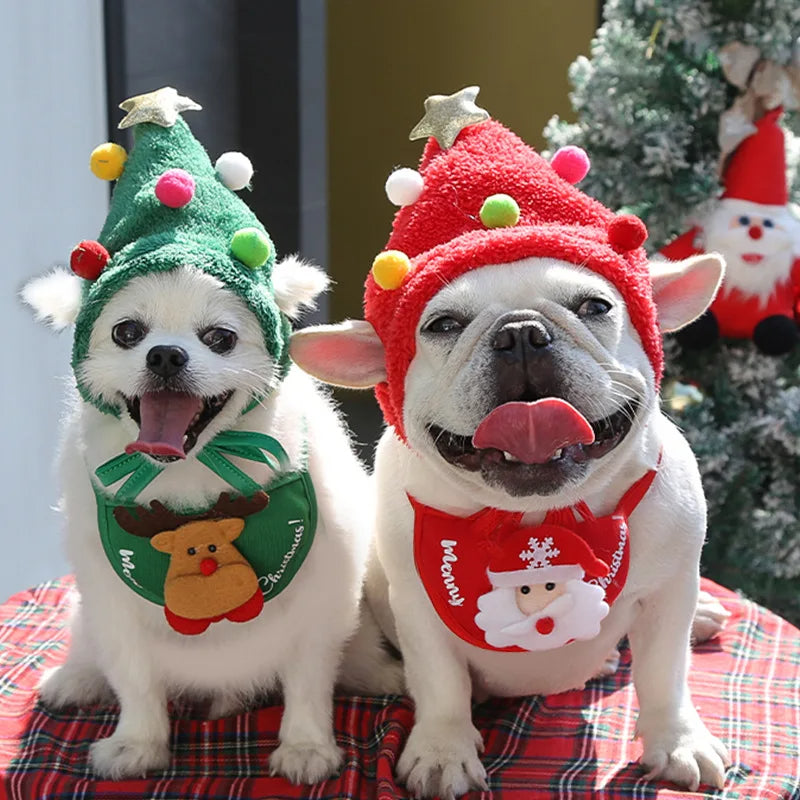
215,151,254,191
385,168,424,206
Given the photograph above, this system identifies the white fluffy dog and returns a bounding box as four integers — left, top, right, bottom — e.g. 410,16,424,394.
291,254,732,797
24,259,400,783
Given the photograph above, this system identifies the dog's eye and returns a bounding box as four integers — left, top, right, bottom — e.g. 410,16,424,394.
545,582,556,591
187,547,196,556
112,320,147,348
577,298,612,318
519,585,531,595
200,327,238,354
424,316,463,334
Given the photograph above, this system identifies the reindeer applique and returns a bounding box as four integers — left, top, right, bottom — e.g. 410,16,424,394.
114,492,269,635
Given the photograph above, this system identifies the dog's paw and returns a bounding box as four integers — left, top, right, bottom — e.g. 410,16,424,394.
397,721,487,799
89,733,171,778
691,590,731,643
39,663,115,709
637,713,730,791
268,738,343,785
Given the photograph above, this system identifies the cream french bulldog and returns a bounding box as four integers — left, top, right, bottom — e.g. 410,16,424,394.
290,89,731,797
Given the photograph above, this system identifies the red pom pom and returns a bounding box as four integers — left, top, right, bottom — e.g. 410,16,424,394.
535,616,555,635
550,146,590,184
155,169,195,208
608,214,647,253
70,240,110,280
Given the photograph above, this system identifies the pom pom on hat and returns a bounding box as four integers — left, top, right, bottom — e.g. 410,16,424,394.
550,146,590,184
480,194,520,228
608,214,647,253
90,143,128,181
385,168,424,206
231,227,272,268
155,169,195,208
372,250,411,290
215,151,254,191
70,240,110,281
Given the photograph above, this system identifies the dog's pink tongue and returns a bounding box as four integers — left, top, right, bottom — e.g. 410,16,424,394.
125,391,203,459
472,398,595,464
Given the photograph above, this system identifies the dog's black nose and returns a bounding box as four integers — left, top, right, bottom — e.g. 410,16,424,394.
146,345,189,378
492,319,552,353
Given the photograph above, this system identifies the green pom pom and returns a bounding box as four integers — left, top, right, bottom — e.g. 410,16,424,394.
480,194,520,228
231,227,271,268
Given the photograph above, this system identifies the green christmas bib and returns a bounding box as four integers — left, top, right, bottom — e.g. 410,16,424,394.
92,430,317,635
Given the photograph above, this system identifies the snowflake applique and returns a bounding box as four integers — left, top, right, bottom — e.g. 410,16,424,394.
519,537,560,568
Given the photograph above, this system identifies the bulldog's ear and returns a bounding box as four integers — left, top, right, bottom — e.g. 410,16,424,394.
272,255,330,320
290,319,387,388
650,253,725,333
21,268,83,330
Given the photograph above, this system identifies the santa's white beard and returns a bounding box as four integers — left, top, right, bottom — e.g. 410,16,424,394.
703,201,798,303
474,579,609,651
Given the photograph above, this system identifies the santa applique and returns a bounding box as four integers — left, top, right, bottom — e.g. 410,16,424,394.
474,525,610,651
661,107,800,354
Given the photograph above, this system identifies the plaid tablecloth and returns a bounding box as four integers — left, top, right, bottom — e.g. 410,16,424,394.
0,577,797,800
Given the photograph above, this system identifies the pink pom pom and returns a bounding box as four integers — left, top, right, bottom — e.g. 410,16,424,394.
608,214,648,253
155,169,195,208
550,146,590,184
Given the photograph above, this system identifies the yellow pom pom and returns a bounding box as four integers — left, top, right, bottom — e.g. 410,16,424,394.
90,143,128,181
372,250,411,290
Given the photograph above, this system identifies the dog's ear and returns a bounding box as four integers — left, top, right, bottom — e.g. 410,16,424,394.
21,268,83,330
290,320,387,388
650,253,725,332
271,255,330,320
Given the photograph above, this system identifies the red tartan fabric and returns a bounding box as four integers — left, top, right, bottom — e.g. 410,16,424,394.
0,577,798,800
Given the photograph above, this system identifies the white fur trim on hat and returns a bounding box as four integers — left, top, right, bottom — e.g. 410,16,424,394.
488,564,583,588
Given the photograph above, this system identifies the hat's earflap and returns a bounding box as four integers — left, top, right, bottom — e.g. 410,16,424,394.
21,268,84,330
290,320,387,388
650,253,725,333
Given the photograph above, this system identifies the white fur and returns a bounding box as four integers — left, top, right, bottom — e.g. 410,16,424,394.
28,265,401,782
21,267,83,329
291,256,730,797
272,255,331,320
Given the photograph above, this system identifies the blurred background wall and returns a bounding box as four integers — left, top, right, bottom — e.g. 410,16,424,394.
1,0,598,598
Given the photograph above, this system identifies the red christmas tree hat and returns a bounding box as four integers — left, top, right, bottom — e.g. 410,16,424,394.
487,524,609,589
364,88,660,441
722,107,788,205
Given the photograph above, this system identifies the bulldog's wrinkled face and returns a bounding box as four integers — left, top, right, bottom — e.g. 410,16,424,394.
402,258,653,497
81,266,274,460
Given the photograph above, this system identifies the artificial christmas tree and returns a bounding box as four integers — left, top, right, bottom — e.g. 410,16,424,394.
547,0,800,623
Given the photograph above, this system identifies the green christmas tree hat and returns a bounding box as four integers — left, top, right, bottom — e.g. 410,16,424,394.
70,87,289,416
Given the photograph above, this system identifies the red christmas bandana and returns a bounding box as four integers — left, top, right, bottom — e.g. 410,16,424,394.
411,467,657,652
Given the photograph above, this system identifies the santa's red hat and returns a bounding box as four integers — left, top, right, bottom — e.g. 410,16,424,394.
486,524,609,589
364,90,661,441
722,107,788,206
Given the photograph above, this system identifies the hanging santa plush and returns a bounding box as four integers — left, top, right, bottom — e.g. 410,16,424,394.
474,525,610,651
661,107,800,354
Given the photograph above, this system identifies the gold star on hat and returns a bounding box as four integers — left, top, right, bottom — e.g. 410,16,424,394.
409,86,490,150
118,86,202,130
